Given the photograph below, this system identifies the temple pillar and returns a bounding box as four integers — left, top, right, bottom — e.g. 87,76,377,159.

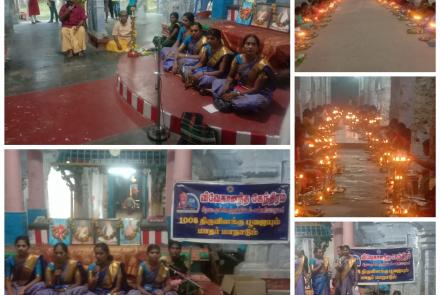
27,151,47,224
5,150,27,245
332,222,343,257
87,0,107,44
165,150,192,217
342,222,354,247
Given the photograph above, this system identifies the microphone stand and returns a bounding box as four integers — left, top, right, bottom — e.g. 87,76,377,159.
147,31,170,143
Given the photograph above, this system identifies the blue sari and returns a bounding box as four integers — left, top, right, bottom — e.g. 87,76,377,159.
310,258,330,295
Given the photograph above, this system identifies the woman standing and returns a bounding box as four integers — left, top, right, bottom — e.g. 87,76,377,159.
310,248,331,295
36,243,86,295
85,243,125,295
28,0,40,24
5,236,45,295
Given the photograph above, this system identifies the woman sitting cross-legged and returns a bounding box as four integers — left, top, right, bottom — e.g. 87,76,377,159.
85,243,125,295
163,22,207,73
35,243,86,295
183,28,233,94
127,244,175,295
212,34,276,113
160,12,194,62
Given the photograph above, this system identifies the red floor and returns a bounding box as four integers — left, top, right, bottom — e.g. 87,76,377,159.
5,78,152,144
117,55,289,137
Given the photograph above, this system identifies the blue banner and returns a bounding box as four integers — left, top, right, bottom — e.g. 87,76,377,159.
171,182,289,243
351,247,415,285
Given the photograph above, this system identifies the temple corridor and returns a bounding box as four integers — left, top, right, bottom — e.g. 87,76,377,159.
308,126,387,217
296,0,435,72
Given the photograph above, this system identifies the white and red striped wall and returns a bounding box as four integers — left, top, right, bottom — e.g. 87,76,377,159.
29,229,49,246
142,230,168,245
117,76,280,145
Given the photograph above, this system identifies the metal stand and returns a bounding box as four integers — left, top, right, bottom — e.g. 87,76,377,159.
147,41,170,143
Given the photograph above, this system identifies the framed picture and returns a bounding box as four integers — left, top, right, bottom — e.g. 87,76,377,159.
269,5,290,32
252,3,272,28
120,218,141,245
236,0,255,26
71,219,94,245
94,219,121,245
49,219,71,245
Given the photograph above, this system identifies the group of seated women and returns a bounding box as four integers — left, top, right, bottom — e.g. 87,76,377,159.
6,236,190,295
157,12,276,114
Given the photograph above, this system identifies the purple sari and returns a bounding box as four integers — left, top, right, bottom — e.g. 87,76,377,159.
212,55,275,113
6,282,46,295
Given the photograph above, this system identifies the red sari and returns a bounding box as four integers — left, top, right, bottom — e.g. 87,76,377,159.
28,0,40,16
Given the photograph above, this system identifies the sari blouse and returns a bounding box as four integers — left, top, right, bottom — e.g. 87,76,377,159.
231,54,275,92
176,26,191,45
181,35,208,55
88,261,121,290
45,260,82,288
137,261,168,289
204,45,233,69
5,254,43,284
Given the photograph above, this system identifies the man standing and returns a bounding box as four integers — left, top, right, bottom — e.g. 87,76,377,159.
28,0,40,24
59,0,87,57
47,0,59,23
335,245,358,295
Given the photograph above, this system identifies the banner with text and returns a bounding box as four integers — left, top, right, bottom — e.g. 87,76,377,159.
171,182,289,243
351,247,415,285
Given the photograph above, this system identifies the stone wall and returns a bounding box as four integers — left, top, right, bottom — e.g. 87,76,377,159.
295,77,332,118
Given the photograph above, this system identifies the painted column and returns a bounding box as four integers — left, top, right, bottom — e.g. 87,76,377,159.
5,150,27,245
212,0,233,20
342,222,354,247
27,151,47,224
165,150,192,216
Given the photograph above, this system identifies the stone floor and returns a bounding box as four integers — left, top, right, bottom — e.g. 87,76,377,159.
308,125,388,217
296,0,435,72
5,12,162,96
5,12,182,144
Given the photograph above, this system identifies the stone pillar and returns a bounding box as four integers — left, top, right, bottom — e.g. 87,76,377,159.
389,77,415,127
27,151,47,224
87,0,107,38
412,77,435,157
165,150,192,216
342,222,354,247
5,0,16,34
332,222,343,257
5,150,27,245
419,223,436,295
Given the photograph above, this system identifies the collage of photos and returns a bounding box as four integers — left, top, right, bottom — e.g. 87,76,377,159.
1,1,437,295
294,0,437,294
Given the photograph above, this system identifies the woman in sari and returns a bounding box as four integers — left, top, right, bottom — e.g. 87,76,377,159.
294,249,307,295
5,236,45,295
183,28,233,93
85,243,124,295
160,12,194,59
212,34,275,113
153,12,180,48
163,22,207,73
36,243,86,295
310,248,330,295
127,244,174,295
